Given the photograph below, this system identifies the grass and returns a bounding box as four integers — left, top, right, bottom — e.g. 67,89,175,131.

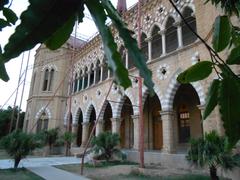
84,160,138,168
0,168,43,180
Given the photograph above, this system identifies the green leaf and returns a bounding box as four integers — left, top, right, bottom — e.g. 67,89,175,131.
0,0,8,11
226,46,240,65
45,15,76,50
101,0,154,94
203,79,220,119
0,18,10,31
218,76,240,146
85,0,131,89
212,16,231,52
1,0,84,63
177,61,213,83
0,60,9,81
3,8,18,25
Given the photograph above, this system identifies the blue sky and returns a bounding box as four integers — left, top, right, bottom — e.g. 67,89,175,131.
0,0,138,111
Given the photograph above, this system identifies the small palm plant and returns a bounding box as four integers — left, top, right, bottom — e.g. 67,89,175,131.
187,131,240,180
0,130,42,168
41,128,59,155
91,132,124,162
62,131,76,156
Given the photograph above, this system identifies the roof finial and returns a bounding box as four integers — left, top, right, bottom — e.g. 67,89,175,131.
117,0,127,14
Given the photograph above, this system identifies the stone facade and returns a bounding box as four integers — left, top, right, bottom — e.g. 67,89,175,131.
25,0,224,157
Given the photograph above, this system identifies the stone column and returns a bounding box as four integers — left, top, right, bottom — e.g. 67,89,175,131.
132,115,139,150
160,110,176,153
77,78,80,91
93,67,97,85
71,124,78,147
81,122,90,148
87,71,91,87
174,21,183,48
96,120,104,136
111,118,122,134
146,36,152,61
100,64,104,82
82,75,85,89
159,29,166,56
126,51,129,69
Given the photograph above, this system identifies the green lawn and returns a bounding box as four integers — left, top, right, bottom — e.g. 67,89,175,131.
0,168,43,180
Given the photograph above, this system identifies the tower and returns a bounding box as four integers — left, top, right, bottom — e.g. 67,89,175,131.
117,0,127,14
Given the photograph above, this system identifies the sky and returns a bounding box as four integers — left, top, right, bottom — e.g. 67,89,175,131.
0,0,138,111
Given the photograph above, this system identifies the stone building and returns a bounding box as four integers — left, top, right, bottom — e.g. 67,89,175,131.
24,0,225,167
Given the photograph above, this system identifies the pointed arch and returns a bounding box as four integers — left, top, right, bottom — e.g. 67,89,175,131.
162,69,205,110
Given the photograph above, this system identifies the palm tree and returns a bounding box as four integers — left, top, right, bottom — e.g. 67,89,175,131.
187,131,240,180
91,132,124,161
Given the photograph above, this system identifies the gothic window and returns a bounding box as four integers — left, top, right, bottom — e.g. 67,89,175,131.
166,17,178,53
74,73,78,93
182,7,197,46
141,32,148,61
42,69,49,91
95,60,101,84
78,70,83,91
48,69,54,91
102,57,108,81
42,68,55,91
89,64,94,86
119,46,126,67
151,26,162,59
31,72,36,94
128,50,135,69
83,67,88,89
36,112,49,133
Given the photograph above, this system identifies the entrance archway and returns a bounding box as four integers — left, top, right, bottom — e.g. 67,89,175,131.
173,84,202,145
76,109,83,147
103,102,112,132
120,96,134,149
143,93,163,150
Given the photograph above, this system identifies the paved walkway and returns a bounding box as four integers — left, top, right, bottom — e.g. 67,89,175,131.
28,166,89,180
0,156,81,169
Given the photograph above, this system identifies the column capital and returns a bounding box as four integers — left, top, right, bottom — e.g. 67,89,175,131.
110,117,122,123
82,121,89,126
158,29,166,35
173,21,182,27
197,104,205,111
160,110,176,116
145,36,152,42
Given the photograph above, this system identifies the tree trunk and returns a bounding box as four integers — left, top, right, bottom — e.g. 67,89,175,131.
14,156,21,169
210,165,219,180
65,142,70,156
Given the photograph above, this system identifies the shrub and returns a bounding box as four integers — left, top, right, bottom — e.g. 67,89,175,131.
91,132,124,161
0,130,42,168
187,131,240,180
62,131,76,156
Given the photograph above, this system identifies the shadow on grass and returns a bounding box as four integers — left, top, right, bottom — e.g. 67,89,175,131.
0,168,43,180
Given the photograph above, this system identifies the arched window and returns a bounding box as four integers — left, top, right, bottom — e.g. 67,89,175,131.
31,72,36,94
151,26,162,59
78,70,83,91
42,69,49,91
48,69,54,91
73,73,78,93
182,7,197,46
141,33,148,61
89,64,94,86
95,60,101,84
119,46,126,67
102,57,108,81
36,112,49,133
166,17,178,53
83,67,88,89
128,50,135,69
